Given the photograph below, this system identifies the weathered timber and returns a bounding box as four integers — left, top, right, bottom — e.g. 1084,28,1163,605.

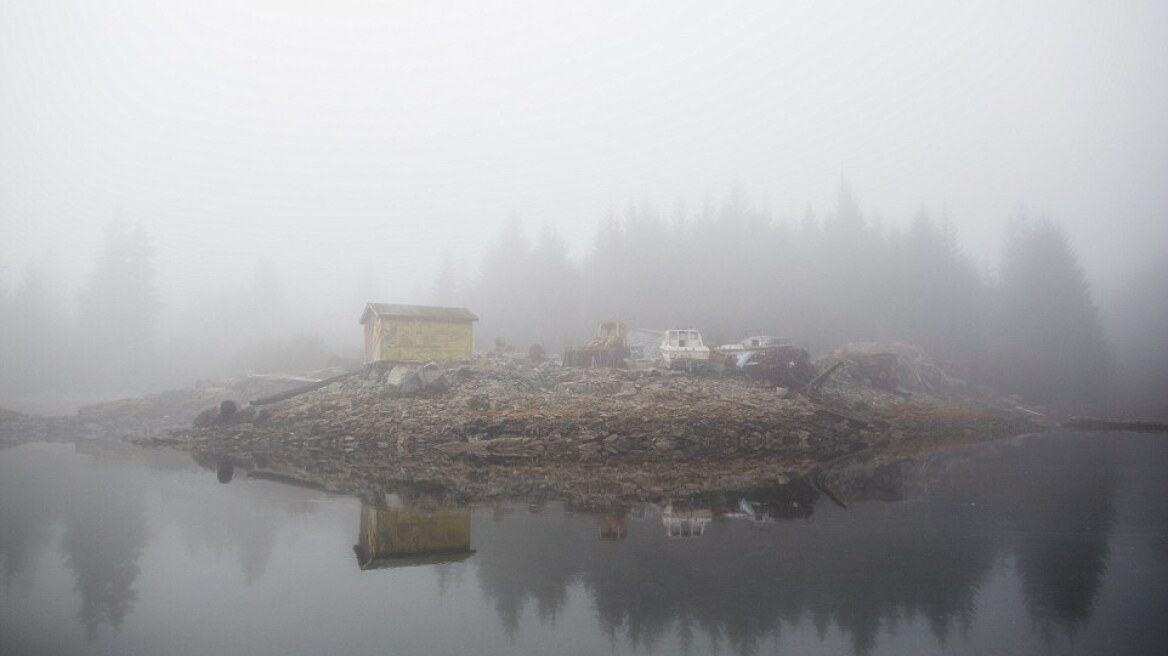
805,360,847,397
249,370,364,406
812,473,849,510
1062,417,1168,433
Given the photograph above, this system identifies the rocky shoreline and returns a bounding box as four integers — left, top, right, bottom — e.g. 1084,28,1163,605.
141,360,1040,504
2,355,1045,505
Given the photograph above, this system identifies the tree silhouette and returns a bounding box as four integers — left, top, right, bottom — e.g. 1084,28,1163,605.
59,465,147,641
472,216,533,350
0,262,71,392
888,211,986,361
76,221,159,385
1101,258,1168,417
431,253,466,307
458,188,1123,409
988,217,1110,404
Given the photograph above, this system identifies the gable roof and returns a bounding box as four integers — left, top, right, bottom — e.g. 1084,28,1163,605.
359,303,479,324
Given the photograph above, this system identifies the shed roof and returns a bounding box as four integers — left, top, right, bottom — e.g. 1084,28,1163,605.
359,303,479,324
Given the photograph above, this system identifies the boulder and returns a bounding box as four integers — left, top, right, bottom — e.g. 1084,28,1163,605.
418,362,448,392
386,365,423,396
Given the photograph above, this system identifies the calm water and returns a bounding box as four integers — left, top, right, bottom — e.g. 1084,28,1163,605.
2,432,1166,656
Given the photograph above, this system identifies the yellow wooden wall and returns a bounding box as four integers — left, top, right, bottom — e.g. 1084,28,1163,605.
370,318,473,362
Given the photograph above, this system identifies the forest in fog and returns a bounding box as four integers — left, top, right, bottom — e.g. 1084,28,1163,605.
4,2,1165,419
1,184,1164,416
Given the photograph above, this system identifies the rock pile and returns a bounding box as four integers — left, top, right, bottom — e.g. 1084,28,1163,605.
2,347,1042,504
154,360,1036,503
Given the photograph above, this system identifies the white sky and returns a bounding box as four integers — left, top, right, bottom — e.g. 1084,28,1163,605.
2,0,1166,303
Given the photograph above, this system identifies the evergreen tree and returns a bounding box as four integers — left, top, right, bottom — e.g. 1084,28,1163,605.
1101,259,1168,416
472,217,531,350
0,262,71,392
989,217,1109,404
528,226,579,350
77,222,159,385
889,211,985,360
431,254,463,307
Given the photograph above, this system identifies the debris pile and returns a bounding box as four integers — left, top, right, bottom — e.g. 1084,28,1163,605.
741,345,818,388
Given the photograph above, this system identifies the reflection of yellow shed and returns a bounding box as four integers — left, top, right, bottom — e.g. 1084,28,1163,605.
359,303,478,364
353,505,474,570
597,515,627,541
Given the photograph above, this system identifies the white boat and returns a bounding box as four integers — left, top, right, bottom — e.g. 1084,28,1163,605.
715,335,791,352
659,329,711,369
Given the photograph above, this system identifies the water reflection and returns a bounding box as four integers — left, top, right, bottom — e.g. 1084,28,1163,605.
0,445,147,642
354,503,473,570
983,437,1118,637
61,464,147,640
467,434,1128,655
186,452,324,583
661,503,710,537
0,446,63,591
2,433,1165,656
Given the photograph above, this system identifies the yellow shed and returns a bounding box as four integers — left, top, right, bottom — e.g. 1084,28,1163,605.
359,303,478,364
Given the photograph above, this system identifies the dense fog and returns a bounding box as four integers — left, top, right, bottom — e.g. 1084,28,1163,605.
2,1,1165,417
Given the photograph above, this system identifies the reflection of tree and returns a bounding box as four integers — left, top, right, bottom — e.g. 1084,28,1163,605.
974,437,1118,637
0,480,52,588
0,446,69,591
471,506,593,637
59,464,147,641
471,498,991,656
584,499,990,656
471,435,1121,655
181,452,314,584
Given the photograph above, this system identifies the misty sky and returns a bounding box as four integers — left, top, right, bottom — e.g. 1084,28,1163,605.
2,0,1166,304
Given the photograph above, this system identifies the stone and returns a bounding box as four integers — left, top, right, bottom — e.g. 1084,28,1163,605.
386,366,423,396
418,362,447,391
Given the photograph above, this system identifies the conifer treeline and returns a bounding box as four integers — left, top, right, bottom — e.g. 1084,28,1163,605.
457,186,1114,407
0,223,160,394
0,188,1158,414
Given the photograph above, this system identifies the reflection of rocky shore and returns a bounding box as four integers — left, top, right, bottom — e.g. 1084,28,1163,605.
5,432,1160,656
466,433,1125,656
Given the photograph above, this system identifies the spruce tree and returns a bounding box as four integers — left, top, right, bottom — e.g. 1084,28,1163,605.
990,218,1109,405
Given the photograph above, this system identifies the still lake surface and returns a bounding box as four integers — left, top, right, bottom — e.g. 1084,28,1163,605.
2,432,1165,656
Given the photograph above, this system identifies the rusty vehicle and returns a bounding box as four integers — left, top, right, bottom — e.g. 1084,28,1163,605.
563,320,631,368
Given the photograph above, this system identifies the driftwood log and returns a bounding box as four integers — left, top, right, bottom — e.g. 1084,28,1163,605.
1062,417,1168,433
249,370,364,406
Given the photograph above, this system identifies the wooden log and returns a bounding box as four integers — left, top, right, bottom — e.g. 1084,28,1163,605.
1062,417,1168,433
812,473,848,510
805,360,847,397
249,370,363,406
